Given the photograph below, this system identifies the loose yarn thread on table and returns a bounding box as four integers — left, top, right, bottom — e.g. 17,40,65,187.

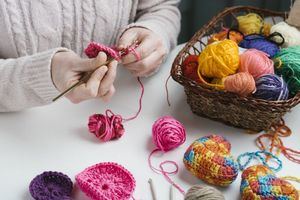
183,135,239,187
148,116,186,195
75,162,136,200
85,42,144,142
29,171,73,200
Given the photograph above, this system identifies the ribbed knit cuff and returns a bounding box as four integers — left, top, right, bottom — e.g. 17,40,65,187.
24,48,68,103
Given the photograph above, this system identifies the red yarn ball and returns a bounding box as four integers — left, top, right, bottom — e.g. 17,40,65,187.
182,55,201,83
88,111,124,142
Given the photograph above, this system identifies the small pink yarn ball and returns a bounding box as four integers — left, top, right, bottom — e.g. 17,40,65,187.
152,116,186,152
224,72,256,96
239,49,274,79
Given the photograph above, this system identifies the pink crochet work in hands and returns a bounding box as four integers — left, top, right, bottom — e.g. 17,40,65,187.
76,162,136,200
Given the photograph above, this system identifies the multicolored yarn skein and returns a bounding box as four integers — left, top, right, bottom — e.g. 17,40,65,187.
197,39,240,89
239,49,274,79
253,74,289,101
274,46,300,96
237,151,299,200
237,13,264,35
183,135,239,187
239,34,281,58
148,116,187,194
270,21,300,48
85,42,144,142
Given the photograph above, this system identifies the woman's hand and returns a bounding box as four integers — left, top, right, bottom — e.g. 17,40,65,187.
117,27,167,77
51,51,117,103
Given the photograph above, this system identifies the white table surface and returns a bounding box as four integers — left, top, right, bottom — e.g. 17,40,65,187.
0,44,299,200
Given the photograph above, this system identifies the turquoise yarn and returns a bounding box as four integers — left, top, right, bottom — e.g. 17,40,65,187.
274,46,300,96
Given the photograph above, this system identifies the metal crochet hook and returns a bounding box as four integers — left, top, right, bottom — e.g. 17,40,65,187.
52,57,115,102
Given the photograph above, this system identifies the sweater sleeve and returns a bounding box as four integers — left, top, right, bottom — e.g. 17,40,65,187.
125,0,181,54
0,48,67,112
287,0,300,28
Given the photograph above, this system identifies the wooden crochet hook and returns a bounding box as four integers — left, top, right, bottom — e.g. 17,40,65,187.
52,57,115,102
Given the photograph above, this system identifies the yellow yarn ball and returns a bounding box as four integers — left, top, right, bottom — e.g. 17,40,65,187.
197,39,239,85
237,13,264,35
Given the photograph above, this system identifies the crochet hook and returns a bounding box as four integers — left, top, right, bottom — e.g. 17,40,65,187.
52,57,115,102
148,178,157,200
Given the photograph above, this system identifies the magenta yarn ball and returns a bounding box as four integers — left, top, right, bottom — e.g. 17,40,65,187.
152,116,186,152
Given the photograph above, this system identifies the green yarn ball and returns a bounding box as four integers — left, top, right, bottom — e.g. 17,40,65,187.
274,46,300,96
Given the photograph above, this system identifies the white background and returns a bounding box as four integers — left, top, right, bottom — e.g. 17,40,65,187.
0,44,299,200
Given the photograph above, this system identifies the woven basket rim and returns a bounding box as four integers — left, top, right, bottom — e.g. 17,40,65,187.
171,6,300,108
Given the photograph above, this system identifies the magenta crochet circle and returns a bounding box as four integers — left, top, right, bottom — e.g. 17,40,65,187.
76,162,136,200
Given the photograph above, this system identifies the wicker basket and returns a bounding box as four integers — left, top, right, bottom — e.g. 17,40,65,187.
171,6,300,132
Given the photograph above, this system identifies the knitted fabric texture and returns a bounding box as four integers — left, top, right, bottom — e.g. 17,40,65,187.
183,135,239,186
76,162,136,200
240,165,299,200
29,171,73,200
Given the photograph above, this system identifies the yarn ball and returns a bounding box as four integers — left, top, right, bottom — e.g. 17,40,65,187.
29,171,73,200
208,28,244,44
184,185,225,200
85,42,121,60
183,135,239,186
76,162,136,200
239,49,274,79
253,74,289,101
237,13,264,35
88,112,124,142
270,22,300,48
152,116,186,152
240,165,299,200
198,39,240,79
182,55,201,83
224,72,256,96
263,23,272,36
273,46,300,96
239,34,280,58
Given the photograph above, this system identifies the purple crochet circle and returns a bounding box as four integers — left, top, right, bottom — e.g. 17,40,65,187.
29,171,73,200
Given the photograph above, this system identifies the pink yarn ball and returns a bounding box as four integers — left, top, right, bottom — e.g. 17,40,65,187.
152,116,186,152
239,49,274,79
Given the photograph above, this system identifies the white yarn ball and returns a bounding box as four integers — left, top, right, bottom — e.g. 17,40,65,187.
270,21,300,48
184,185,225,200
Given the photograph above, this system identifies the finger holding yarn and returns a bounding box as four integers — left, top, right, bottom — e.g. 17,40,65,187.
183,135,239,187
270,22,300,48
224,72,256,96
237,13,264,35
239,49,274,79
253,74,289,101
184,185,225,200
239,34,280,58
273,46,300,96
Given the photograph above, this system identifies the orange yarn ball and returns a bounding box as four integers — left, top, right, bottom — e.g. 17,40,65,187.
208,29,244,44
224,72,256,96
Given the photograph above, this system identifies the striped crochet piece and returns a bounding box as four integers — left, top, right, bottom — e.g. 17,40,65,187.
241,165,299,200
75,162,136,200
183,135,239,186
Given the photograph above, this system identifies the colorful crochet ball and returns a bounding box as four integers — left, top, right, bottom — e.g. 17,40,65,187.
273,46,300,96
76,162,136,200
239,34,280,58
183,135,239,187
240,165,299,200
29,171,73,200
182,55,201,83
239,49,274,79
253,74,289,101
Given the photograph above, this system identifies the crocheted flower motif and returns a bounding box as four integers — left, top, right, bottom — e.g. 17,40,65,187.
29,171,73,200
88,113,125,142
76,162,136,200
241,165,298,200
183,135,239,186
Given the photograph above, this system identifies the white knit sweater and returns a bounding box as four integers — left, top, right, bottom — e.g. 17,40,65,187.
0,0,181,112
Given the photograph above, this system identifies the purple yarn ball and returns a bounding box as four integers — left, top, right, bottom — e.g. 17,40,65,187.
29,171,73,200
239,35,280,58
253,74,289,101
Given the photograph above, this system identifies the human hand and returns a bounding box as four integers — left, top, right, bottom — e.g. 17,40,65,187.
117,27,167,77
51,50,117,103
